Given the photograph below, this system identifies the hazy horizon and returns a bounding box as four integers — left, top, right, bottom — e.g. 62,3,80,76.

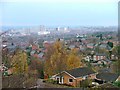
0,0,118,26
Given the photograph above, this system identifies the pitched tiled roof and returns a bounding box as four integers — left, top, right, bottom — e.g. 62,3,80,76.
98,68,112,73
7,45,17,53
38,52,44,58
96,73,119,82
66,67,95,78
96,53,106,56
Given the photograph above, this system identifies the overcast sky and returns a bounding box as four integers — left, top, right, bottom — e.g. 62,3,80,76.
0,0,118,26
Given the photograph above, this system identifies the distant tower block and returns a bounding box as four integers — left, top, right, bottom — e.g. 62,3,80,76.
40,25,46,31
64,27,67,30
64,27,70,33
56,27,60,31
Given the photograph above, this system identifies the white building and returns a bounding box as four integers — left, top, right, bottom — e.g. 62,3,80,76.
38,31,50,35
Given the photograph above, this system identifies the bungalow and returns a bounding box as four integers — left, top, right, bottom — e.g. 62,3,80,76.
51,67,96,87
95,72,120,84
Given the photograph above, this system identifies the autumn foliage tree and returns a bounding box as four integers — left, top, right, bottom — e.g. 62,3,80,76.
11,50,28,75
44,40,67,76
44,40,83,76
67,49,82,70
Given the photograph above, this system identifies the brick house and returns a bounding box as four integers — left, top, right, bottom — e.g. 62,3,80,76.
51,67,96,87
93,53,106,61
87,43,95,49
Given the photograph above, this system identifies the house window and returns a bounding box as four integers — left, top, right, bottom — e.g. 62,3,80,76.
83,76,88,80
94,56,96,60
60,77,62,82
69,79,73,82
98,56,100,60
